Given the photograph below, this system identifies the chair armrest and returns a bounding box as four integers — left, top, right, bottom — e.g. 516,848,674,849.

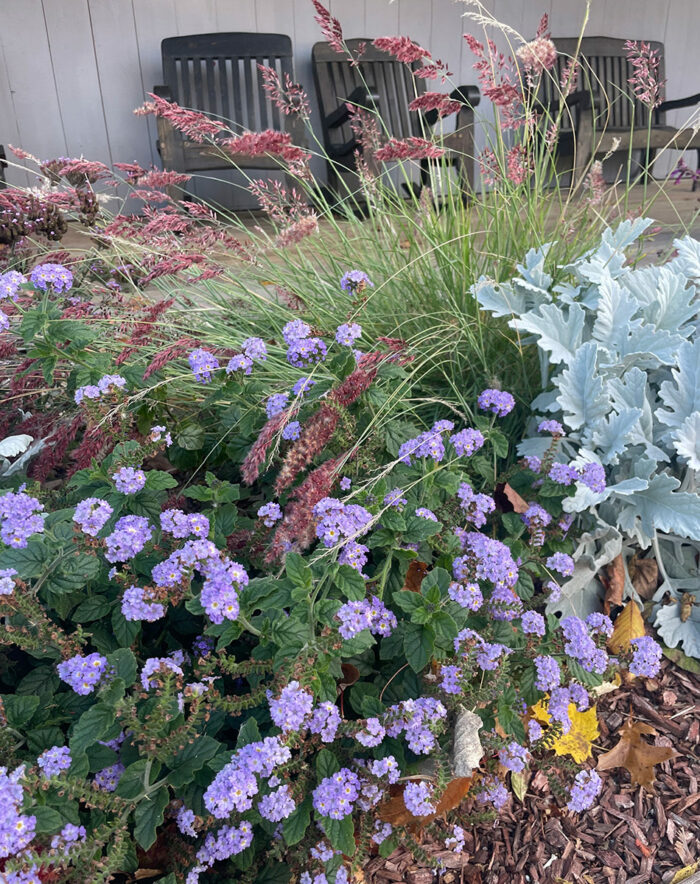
153,85,174,101
658,92,700,112
422,85,481,126
325,85,379,129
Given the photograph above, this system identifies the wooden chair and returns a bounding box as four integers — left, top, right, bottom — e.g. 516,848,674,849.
312,39,480,196
0,146,7,190
154,33,306,199
541,37,700,183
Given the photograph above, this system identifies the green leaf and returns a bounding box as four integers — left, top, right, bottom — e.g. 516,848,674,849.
86,744,118,773
403,621,435,672
404,515,441,541
176,424,205,451
285,553,312,590
17,666,59,698
168,736,221,789
384,420,420,456
70,704,115,753
72,595,112,623
48,553,102,593
433,471,461,494
134,786,169,850
115,759,155,800
144,471,178,491
236,718,261,749
323,815,355,856
421,567,450,597
0,694,39,728
107,648,137,685
392,590,424,614
181,484,213,502
0,539,47,579
490,429,509,459
431,611,458,644
381,509,406,533
283,796,311,846
502,511,526,538
32,806,64,834
316,749,340,781
334,565,366,601
255,864,291,884
99,678,126,707
112,607,140,647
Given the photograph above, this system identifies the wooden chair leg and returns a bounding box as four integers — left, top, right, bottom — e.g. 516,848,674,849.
693,148,700,192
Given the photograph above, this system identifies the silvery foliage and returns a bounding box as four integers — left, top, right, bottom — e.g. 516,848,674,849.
0,434,44,477
473,218,700,656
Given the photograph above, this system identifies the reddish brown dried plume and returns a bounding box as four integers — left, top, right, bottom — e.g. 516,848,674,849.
241,410,291,486
274,403,340,496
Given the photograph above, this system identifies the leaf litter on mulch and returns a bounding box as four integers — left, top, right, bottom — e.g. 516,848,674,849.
365,658,699,884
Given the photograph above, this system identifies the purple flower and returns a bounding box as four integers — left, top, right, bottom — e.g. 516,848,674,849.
335,322,362,346
292,375,316,397
548,686,573,732
50,822,87,855
568,683,590,711
448,581,483,611
534,655,561,691
0,490,45,548
94,762,125,791
282,319,311,344
269,680,314,732
340,270,373,294
37,746,71,778
188,348,219,383
150,425,173,446
160,509,209,539
527,719,543,742
538,419,565,435
105,515,153,563
241,337,267,361
445,824,465,853
57,652,109,695
73,498,113,536
141,657,183,689
204,737,290,818
567,769,602,812
585,612,613,637
309,702,341,743
546,552,575,577
414,506,437,521
266,392,289,418
560,616,608,673
0,568,17,596
397,423,453,465
0,270,26,301
313,497,372,547
313,768,361,819
477,388,515,417
449,427,485,456
403,781,435,817
287,336,327,368
548,462,579,486
521,610,545,636
476,776,509,810
112,466,146,494
523,455,542,472
176,806,197,837
282,421,301,441
195,822,253,867
121,585,165,622
258,502,283,527
440,664,462,695
383,488,406,509
338,540,369,574
226,354,253,376
0,310,8,333
368,756,400,784
74,384,101,405
372,821,393,845
498,741,528,773
546,580,561,602
355,717,386,747
29,263,73,292
337,596,396,639
339,476,351,491
0,766,36,858
629,635,662,677
259,784,296,821
457,482,495,528
580,462,606,494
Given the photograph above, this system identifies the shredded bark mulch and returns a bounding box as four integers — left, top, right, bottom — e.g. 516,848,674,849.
366,658,699,884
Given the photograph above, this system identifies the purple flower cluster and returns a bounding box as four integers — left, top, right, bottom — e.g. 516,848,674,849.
476,776,509,810
160,509,209,539
283,320,311,343
414,506,438,521
477,388,515,417
176,806,197,837
73,498,113,536
259,784,296,821
567,769,602,812
548,462,579,486
340,270,373,294
30,263,73,292
74,374,127,405
450,427,485,457
629,635,662,677
368,756,401,784
0,270,26,301
313,768,361,819
141,656,184,689
454,628,512,671
546,552,575,577
580,462,606,493
266,392,289,418
112,466,146,494
0,766,35,859
204,737,290,818
195,821,254,871
257,502,283,527
534,654,561,691
281,420,301,441
226,354,252,375
522,610,545,636
309,701,341,742
338,540,369,573
188,348,219,383
57,652,109,695
445,824,465,853
527,720,543,742
150,425,173,446
292,376,316,397
372,821,393,845
523,455,542,472
121,585,165,622
94,762,125,791
522,503,551,545
448,581,483,611
384,697,447,754
0,568,17,596
453,532,519,589
403,781,436,817
398,420,455,465
0,490,45,548
286,335,327,368
538,419,565,435
269,680,314,731
560,616,608,673
50,823,87,856
37,745,71,778
498,741,528,773
585,612,613,637
335,322,362,346
242,337,267,362
440,664,462,694
105,515,153,563
313,497,372,547
336,597,397,639
383,488,406,509
457,482,495,528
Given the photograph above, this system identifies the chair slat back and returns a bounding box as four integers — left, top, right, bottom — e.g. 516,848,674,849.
312,39,427,152
161,33,295,133
548,37,665,131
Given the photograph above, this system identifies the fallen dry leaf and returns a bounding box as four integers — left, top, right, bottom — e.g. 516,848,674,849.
680,592,696,623
596,718,679,791
510,769,530,802
378,777,473,829
532,700,599,763
403,560,429,593
493,481,529,514
627,553,658,600
452,708,484,777
608,599,646,653
670,862,700,884
603,553,625,614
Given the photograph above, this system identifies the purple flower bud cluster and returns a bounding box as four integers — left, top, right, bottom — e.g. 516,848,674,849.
445,824,465,853
569,683,590,711
454,628,512,671
521,610,545,636
257,502,283,527
372,821,393,845
368,756,401,783
498,741,528,773
188,348,219,383
269,681,314,731
0,568,17,596
450,427,485,457
112,466,146,494
150,425,173,446
403,781,436,816
0,490,45,548
283,320,311,343
292,375,316,397
50,823,86,856
287,336,327,368
476,775,509,810
522,503,551,546
57,652,108,695
313,768,361,819
477,388,515,417
259,784,296,821
546,580,562,602
414,506,438,521
0,270,26,301
226,354,252,375
546,552,575,577
30,263,73,292
523,455,542,472
335,322,362,346
453,532,519,590
534,654,561,691
73,498,113,536
105,515,153,563
567,769,602,812
629,635,662,677
204,737,290,820
37,745,71,778
141,656,184,689
74,374,127,405
384,697,447,754
121,585,165,621
527,719,543,742
0,766,36,858
560,616,608,673
336,597,397,639
309,702,341,742
242,337,267,361
489,584,523,621
580,462,606,493
398,420,455,465
176,806,197,836
266,392,289,418
440,664,462,694
457,482,495,528
282,421,301,440
340,270,373,294
94,763,125,791
538,419,565,435
448,581,483,611
338,540,369,573
160,509,209,539
195,821,254,870
548,462,579,486
383,488,406,509
585,612,613,637
313,497,372,547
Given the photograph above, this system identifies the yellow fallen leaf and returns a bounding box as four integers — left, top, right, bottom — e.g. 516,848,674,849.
670,862,699,884
510,769,529,802
608,600,646,654
531,700,599,763
591,672,621,696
